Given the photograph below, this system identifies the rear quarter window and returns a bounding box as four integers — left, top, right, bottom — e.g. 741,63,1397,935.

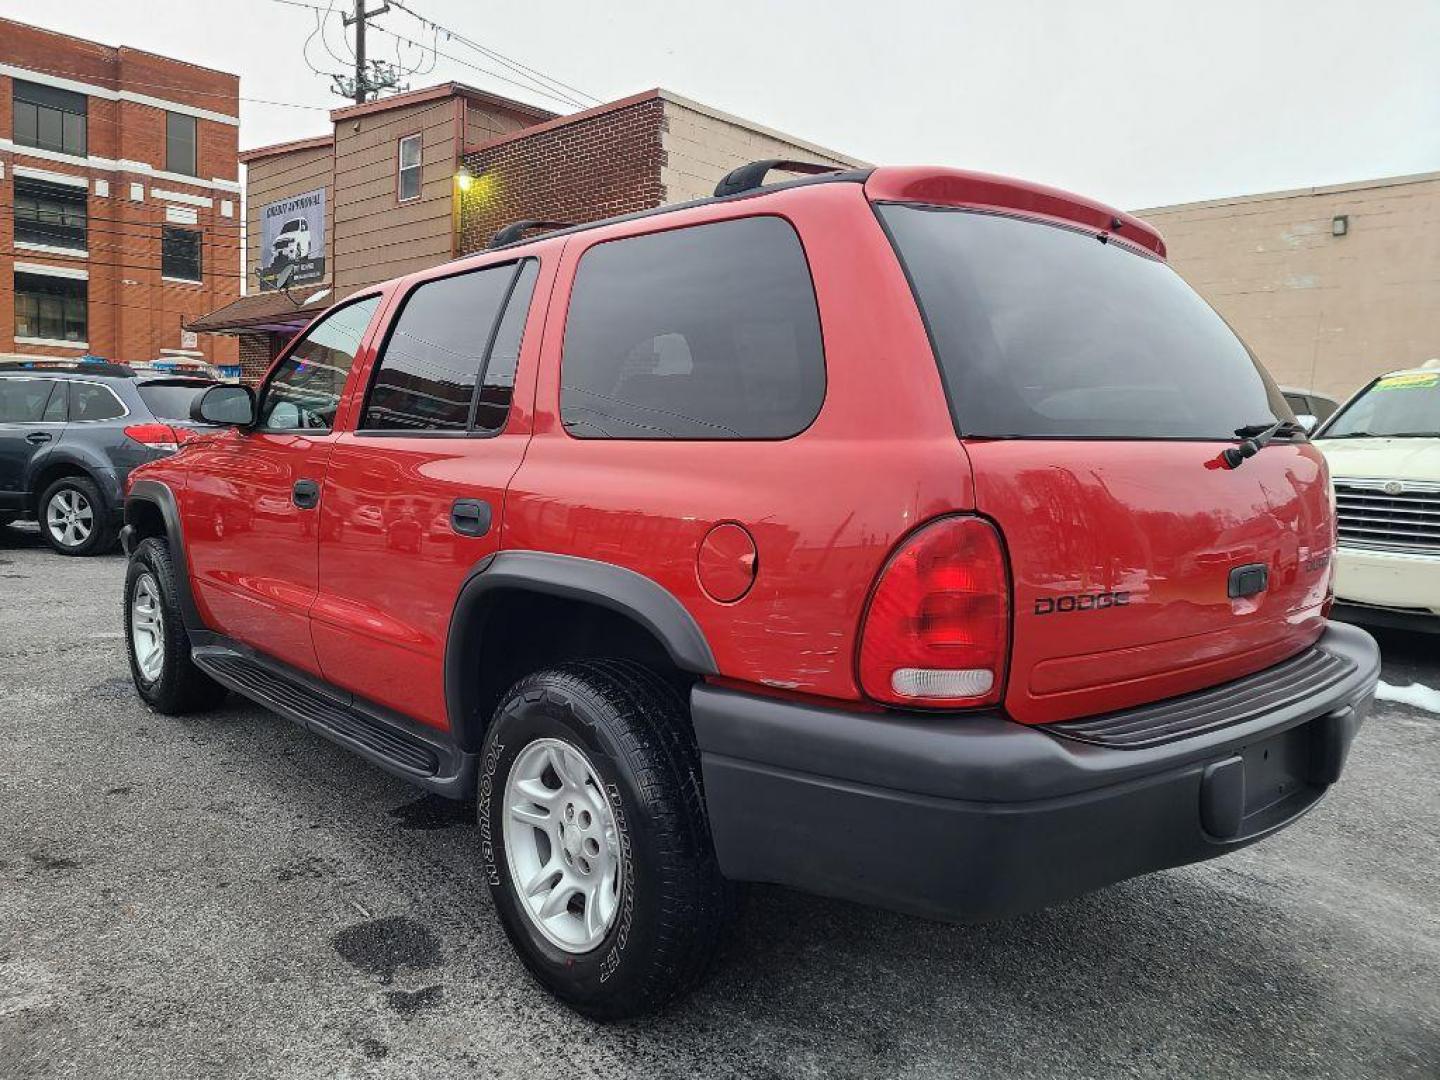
560,216,825,440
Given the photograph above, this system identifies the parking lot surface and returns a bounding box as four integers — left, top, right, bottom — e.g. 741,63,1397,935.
1,525,1437,1079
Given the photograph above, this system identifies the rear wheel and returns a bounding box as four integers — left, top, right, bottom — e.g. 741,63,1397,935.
479,660,730,1020
124,537,227,714
39,476,115,556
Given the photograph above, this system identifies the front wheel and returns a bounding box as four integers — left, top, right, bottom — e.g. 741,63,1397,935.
124,538,227,714
479,660,731,1020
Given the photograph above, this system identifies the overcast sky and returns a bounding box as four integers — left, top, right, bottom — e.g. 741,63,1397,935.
4,0,1438,209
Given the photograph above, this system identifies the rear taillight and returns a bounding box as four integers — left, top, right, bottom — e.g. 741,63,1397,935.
123,423,182,452
858,516,1010,709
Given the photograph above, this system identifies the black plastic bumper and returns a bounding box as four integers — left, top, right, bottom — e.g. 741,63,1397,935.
692,621,1380,923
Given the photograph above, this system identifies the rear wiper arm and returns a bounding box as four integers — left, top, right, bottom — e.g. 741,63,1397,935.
1223,419,1305,468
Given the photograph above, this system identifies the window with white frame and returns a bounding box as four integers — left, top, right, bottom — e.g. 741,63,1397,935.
398,134,422,201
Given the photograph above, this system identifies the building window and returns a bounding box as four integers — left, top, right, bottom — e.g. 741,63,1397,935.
12,80,87,157
397,134,421,201
166,111,198,176
14,178,88,251
162,227,203,282
15,273,88,344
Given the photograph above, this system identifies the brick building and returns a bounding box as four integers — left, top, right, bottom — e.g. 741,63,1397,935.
1135,171,1440,401
190,84,859,381
0,18,241,371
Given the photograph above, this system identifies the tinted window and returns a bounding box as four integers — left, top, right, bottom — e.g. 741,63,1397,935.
259,297,381,431
13,80,86,157
561,217,824,439
137,381,215,421
362,264,517,431
879,205,1290,439
1320,371,1440,439
14,177,87,250
166,112,197,176
15,273,87,343
474,260,540,432
42,381,67,422
0,379,58,423
70,383,126,422
161,227,203,281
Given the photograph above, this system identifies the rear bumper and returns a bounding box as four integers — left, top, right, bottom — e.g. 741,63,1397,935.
692,621,1380,923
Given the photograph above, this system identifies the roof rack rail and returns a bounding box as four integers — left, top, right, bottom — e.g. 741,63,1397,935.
489,219,574,249
713,159,844,198
0,359,135,377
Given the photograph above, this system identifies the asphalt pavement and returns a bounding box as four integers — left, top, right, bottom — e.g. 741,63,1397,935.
1,523,1437,1079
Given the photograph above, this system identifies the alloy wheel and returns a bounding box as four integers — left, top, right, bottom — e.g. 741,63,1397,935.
503,737,623,953
46,488,94,549
129,572,165,682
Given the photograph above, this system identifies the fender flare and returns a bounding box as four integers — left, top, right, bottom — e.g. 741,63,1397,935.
125,479,205,632
444,550,718,739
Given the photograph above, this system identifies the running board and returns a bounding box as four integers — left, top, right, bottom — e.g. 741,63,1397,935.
191,643,475,798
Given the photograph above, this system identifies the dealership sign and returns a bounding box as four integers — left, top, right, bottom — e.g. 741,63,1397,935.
258,188,326,290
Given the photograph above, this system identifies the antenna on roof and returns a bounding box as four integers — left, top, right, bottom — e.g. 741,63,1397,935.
489,219,573,249
713,159,843,198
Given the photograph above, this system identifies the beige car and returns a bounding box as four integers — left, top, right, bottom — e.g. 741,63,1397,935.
1313,363,1440,632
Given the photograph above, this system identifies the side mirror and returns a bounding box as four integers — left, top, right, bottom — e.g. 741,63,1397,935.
1296,413,1319,434
193,384,256,427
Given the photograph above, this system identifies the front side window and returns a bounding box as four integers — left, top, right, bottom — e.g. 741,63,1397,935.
362,260,537,432
397,134,422,201
13,80,87,157
1319,371,1440,439
166,112,198,176
161,227,203,282
560,216,826,439
69,383,126,422
14,272,87,344
14,177,88,251
258,296,382,431
878,204,1290,439
0,379,60,424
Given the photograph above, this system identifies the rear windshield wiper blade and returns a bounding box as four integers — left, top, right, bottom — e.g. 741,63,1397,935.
1223,419,1305,468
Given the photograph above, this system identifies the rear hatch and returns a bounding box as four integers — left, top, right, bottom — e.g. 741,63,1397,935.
878,199,1334,724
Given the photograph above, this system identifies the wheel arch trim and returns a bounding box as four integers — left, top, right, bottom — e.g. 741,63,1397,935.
444,550,718,740
125,478,205,632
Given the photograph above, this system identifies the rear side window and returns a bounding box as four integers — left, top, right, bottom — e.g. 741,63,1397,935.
560,216,825,439
879,205,1290,439
69,382,126,422
0,378,58,423
362,259,538,433
137,381,214,421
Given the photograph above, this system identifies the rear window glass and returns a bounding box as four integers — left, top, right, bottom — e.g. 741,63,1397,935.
879,205,1290,439
137,381,214,421
1319,371,1440,439
560,216,825,439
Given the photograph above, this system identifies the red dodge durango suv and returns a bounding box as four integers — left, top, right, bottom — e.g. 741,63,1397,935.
121,162,1380,1019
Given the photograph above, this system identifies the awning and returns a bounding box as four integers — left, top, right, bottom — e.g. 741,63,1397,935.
185,288,336,336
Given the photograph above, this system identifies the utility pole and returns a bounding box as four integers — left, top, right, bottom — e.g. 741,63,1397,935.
333,1,402,104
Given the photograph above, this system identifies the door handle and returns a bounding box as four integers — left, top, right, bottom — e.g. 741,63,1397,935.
292,479,321,510
26,432,52,445
450,498,492,537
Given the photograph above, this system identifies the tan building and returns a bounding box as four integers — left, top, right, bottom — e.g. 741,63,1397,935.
192,83,859,381
1136,171,1440,402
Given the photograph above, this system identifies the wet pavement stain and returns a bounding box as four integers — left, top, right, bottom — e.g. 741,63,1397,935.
387,793,472,831
30,852,80,871
333,915,441,985
384,984,444,1017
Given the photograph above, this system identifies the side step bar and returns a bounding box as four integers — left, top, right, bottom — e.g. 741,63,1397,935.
191,643,476,799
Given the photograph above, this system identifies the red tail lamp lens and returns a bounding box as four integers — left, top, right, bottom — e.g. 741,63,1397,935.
859,516,1010,708
123,423,181,451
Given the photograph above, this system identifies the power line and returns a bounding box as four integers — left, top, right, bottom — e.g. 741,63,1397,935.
6,58,330,112
386,0,600,107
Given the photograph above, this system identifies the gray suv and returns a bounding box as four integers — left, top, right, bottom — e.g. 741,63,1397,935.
0,363,216,556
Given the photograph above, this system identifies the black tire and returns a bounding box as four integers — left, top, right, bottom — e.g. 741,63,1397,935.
124,537,227,714
38,475,116,557
479,660,731,1020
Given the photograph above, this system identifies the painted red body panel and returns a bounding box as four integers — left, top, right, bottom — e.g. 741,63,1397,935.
127,164,1336,737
